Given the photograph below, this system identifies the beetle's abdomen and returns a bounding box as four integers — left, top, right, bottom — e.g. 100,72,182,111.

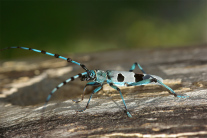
107,71,143,83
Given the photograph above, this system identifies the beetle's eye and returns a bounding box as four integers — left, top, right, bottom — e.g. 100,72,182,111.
90,72,93,76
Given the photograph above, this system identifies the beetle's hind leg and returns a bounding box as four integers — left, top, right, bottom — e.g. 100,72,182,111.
155,79,188,98
129,62,146,74
127,78,188,98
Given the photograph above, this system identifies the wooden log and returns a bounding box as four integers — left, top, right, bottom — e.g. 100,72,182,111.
0,45,207,137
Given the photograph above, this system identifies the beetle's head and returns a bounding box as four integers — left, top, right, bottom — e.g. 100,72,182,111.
81,70,96,81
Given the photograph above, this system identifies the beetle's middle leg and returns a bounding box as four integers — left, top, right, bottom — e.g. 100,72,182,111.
108,82,132,118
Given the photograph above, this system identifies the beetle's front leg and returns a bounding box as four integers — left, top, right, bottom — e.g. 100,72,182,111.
73,82,100,103
76,85,103,113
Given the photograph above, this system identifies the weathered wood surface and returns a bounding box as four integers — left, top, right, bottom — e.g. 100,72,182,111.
0,45,207,137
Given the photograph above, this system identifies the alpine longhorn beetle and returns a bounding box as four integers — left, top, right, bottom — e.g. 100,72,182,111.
1,46,187,117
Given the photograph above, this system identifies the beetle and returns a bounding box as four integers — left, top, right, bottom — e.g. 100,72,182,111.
1,46,187,117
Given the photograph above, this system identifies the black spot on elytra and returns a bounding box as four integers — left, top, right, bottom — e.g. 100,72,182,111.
107,71,111,80
117,73,124,82
150,78,157,83
134,74,144,82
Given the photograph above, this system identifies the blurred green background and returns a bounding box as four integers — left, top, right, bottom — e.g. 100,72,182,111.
1,0,207,59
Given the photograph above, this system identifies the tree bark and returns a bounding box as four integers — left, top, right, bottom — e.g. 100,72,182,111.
1,45,207,137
